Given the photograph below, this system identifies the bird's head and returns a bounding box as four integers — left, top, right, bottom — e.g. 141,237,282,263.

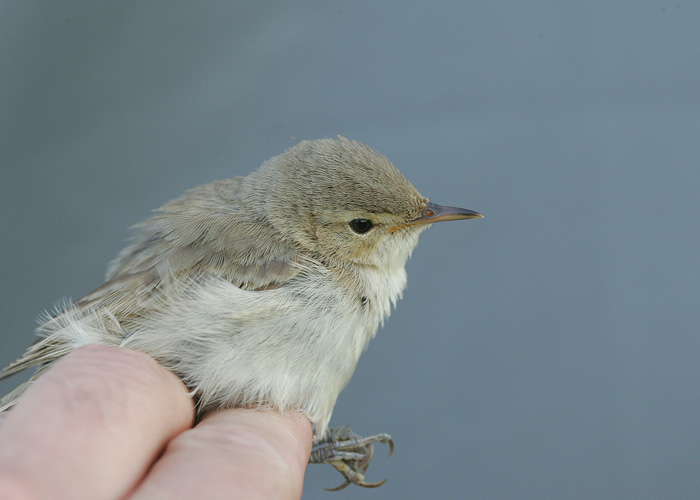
252,137,482,269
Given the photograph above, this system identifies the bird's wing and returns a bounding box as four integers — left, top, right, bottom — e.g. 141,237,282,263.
104,177,301,291
80,177,302,313
0,177,302,397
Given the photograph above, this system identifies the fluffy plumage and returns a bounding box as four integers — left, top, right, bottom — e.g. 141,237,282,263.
0,137,479,439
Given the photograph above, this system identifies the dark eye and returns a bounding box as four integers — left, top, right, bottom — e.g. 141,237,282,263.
349,218,374,234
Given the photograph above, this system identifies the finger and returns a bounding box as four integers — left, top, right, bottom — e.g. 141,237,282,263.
128,408,313,500
0,345,194,500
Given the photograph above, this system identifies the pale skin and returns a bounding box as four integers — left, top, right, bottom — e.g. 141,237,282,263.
0,345,312,500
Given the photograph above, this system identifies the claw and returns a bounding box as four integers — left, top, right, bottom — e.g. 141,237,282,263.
359,478,388,488
322,460,388,491
325,480,351,492
310,426,393,490
325,477,387,492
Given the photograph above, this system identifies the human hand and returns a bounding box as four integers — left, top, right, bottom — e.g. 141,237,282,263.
0,345,312,500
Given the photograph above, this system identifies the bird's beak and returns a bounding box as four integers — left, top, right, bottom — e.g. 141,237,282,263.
390,202,483,233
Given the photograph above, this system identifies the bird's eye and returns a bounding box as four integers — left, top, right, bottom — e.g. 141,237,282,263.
349,218,374,234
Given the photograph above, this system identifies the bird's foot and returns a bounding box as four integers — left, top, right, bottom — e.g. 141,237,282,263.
309,426,394,491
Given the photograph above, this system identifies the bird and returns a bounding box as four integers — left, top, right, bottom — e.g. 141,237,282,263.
0,136,482,489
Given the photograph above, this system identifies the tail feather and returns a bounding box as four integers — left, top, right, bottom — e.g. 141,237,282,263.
0,337,70,382
0,337,70,412
0,373,46,412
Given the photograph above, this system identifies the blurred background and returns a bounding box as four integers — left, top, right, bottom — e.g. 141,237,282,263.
1,2,699,499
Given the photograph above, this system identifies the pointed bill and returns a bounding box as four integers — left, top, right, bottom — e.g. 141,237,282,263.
390,202,483,232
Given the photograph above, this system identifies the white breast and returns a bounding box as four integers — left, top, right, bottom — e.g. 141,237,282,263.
43,260,408,438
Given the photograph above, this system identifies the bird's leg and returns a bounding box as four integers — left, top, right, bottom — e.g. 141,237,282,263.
309,426,394,491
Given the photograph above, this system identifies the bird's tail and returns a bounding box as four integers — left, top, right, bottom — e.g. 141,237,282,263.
0,336,70,412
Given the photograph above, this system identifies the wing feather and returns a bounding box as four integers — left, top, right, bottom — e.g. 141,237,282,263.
0,177,300,402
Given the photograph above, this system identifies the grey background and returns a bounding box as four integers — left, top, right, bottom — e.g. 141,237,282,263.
1,2,699,499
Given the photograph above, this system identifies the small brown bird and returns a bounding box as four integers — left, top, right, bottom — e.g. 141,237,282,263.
0,137,482,489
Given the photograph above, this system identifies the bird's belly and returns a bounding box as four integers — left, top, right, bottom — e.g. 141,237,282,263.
124,276,378,436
